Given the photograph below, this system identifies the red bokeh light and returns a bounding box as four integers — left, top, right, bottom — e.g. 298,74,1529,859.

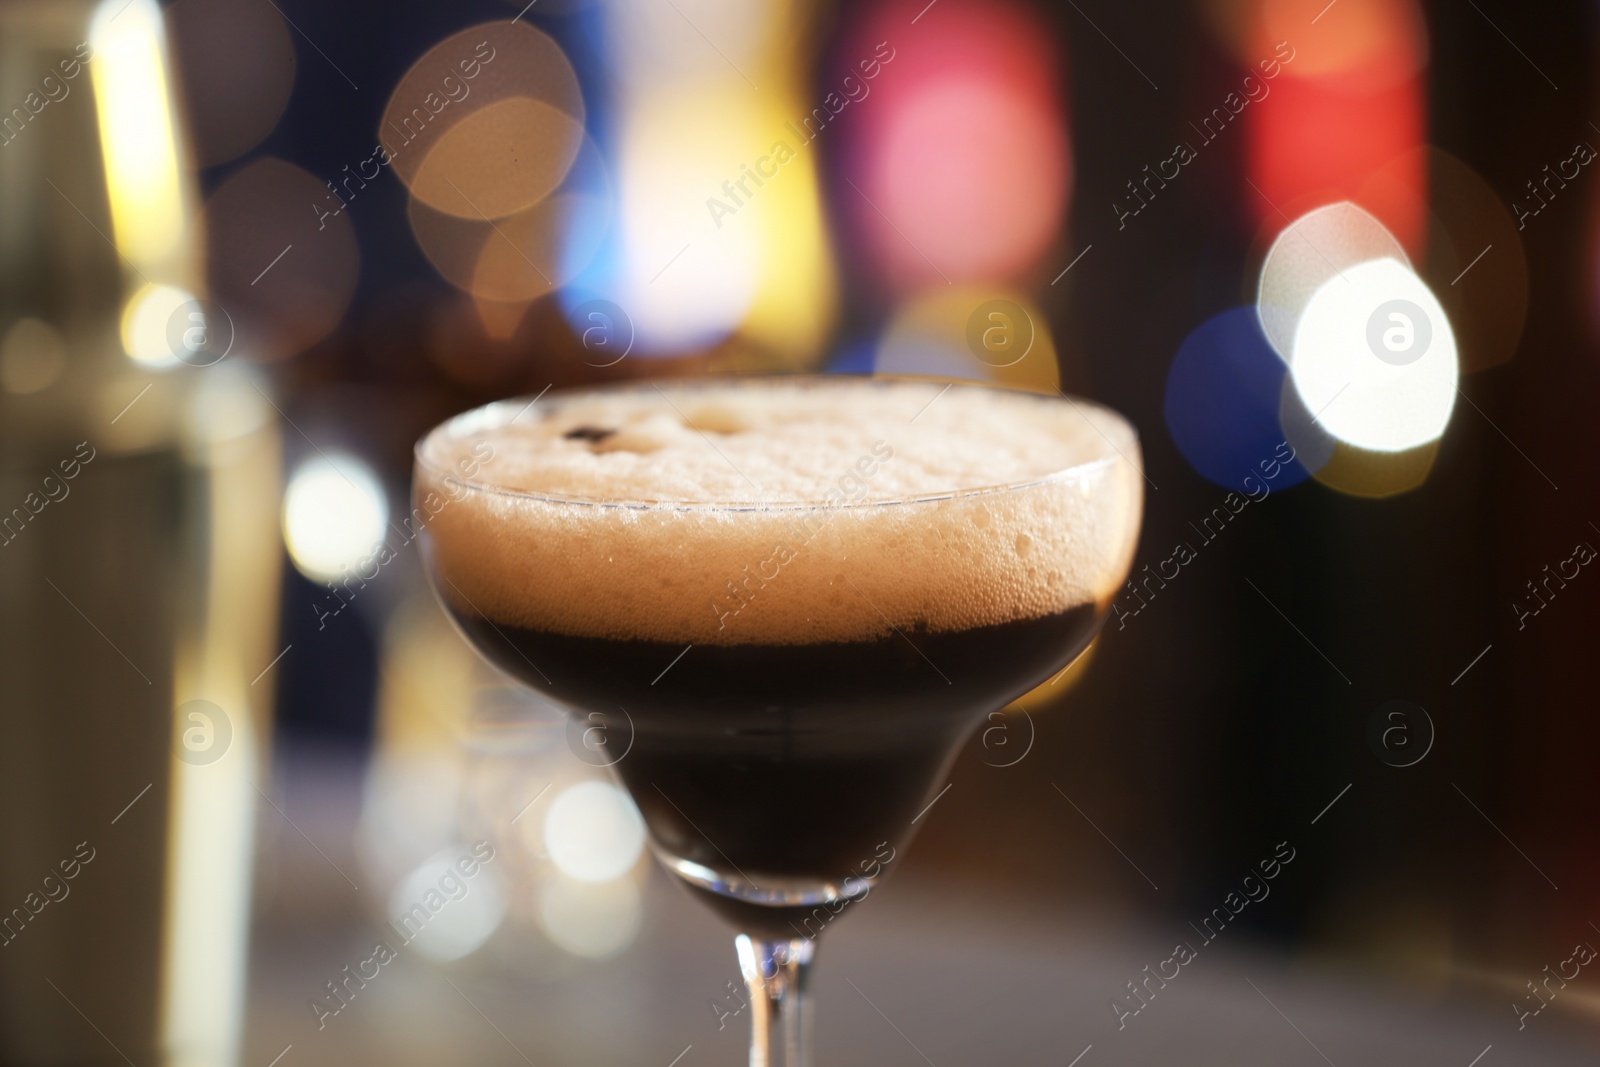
837,0,1070,291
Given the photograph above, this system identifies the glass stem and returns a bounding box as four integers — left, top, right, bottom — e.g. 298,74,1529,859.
735,933,815,1067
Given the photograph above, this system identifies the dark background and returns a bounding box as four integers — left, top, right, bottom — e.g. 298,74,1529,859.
5,0,1599,1062
66,1,1586,1061
236,0,1600,979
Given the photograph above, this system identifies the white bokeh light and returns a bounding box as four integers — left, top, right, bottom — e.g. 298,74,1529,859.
539,875,642,959
120,283,193,369
1289,258,1457,453
1257,201,1410,363
608,107,760,355
543,781,646,883
281,453,388,582
387,847,507,963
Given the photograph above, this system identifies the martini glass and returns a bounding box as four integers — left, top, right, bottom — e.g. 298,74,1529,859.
414,377,1142,1066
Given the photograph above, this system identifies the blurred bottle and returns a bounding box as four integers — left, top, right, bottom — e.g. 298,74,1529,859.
0,1,280,1063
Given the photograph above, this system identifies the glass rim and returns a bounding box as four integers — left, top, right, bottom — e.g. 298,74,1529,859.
412,374,1141,512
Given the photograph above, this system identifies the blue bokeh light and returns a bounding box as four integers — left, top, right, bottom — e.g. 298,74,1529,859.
1164,306,1314,491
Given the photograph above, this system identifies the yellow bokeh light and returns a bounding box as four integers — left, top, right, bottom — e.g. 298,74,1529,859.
91,0,187,274
1306,438,1440,498
736,111,837,367
877,286,1060,392
599,0,836,362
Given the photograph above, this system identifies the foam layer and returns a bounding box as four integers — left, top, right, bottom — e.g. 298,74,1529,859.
416,378,1143,645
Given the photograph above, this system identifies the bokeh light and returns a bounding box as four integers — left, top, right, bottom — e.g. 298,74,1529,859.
408,136,613,305
1288,257,1457,453
166,0,295,167
204,157,360,359
1249,203,1458,495
0,318,67,395
388,846,508,962
1210,0,1428,85
1275,371,1338,480
1239,0,1428,250
90,0,190,277
1257,200,1409,362
382,21,585,220
359,752,469,890
543,781,646,884
184,361,272,446
864,79,1067,284
413,97,586,220
838,0,1068,291
568,0,839,361
1288,432,1440,499
1165,306,1314,490
873,286,1060,392
1363,148,1527,374
281,453,389,583
585,97,765,355
602,0,767,88
471,192,610,302
120,282,194,369
538,874,642,960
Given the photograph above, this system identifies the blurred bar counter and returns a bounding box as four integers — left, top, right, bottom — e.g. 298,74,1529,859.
240,748,1600,1067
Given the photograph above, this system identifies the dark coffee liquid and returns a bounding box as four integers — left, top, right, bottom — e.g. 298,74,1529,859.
453,604,1100,935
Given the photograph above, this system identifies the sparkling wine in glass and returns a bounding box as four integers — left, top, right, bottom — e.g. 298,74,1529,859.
414,377,1143,1066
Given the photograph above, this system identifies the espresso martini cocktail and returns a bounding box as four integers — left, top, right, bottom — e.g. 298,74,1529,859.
414,376,1143,1066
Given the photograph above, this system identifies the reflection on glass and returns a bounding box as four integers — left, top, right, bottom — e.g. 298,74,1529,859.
163,366,283,1067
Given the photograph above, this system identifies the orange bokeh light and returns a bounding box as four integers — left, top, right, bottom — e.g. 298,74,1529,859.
380,20,585,221
408,136,611,305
